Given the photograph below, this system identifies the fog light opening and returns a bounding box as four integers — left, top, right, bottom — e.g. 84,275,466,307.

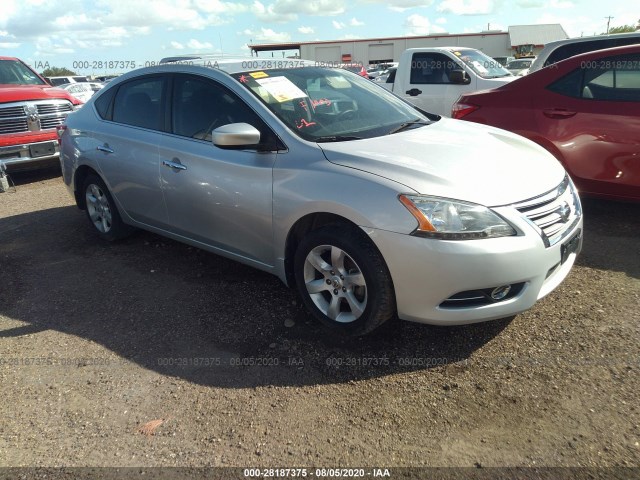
491,285,512,301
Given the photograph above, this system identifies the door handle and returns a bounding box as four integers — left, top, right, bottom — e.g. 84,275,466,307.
543,109,576,119
162,159,187,171
406,88,422,96
97,145,114,153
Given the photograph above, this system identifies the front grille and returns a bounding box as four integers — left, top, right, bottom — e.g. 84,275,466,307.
37,103,73,115
0,99,73,135
40,116,67,129
513,175,581,247
0,119,29,134
0,106,26,119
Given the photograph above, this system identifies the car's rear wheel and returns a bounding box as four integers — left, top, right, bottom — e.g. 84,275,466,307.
82,174,131,241
294,225,395,336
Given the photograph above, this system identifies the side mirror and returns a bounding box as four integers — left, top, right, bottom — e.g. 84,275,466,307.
212,123,261,148
449,70,471,85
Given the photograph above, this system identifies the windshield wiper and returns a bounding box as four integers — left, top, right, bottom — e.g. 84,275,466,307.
315,135,362,143
387,119,431,135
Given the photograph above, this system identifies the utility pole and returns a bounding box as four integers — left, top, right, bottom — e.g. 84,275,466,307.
605,16,614,34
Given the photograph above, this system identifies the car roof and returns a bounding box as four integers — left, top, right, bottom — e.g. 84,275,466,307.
405,46,476,53
159,55,317,74
531,31,640,71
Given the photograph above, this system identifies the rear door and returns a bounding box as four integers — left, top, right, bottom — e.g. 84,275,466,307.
534,53,640,199
93,75,169,226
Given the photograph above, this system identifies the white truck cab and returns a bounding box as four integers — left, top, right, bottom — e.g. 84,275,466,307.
383,47,516,117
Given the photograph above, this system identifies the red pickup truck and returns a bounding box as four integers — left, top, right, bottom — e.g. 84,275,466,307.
0,57,82,171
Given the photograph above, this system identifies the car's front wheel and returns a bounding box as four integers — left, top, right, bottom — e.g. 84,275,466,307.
294,225,396,335
82,174,131,241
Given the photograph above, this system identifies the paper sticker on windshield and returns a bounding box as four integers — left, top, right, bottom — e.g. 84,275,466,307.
255,76,307,102
250,71,269,79
472,61,488,74
453,51,462,56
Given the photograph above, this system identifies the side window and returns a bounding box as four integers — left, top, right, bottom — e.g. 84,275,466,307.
410,53,456,84
583,54,640,102
171,74,279,148
547,54,640,102
94,86,117,120
112,77,165,130
547,68,583,98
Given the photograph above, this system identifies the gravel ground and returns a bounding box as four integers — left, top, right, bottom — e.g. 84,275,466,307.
0,168,639,475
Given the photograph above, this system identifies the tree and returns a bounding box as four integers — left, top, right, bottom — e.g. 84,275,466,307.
41,66,77,77
606,25,637,34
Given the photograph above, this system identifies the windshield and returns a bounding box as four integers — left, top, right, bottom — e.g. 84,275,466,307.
454,50,512,78
234,67,433,141
507,60,532,69
0,60,46,85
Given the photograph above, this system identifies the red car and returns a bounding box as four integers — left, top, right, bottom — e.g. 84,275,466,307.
452,45,640,202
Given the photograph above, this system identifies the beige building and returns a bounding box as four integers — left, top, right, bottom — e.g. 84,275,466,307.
249,24,568,65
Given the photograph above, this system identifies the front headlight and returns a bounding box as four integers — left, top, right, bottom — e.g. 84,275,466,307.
399,195,516,240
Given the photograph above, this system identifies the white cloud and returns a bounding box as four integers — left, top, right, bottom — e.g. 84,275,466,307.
549,0,574,8
405,13,447,35
0,42,21,48
340,34,361,40
332,20,346,29
435,17,447,24
350,18,365,26
252,0,296,23
170,41,185,49
242,27,291,42
436,0,498,15
186,39,213,50
359,0,434,12
516,0,544,6
298,26,315,34
535,12,599,37
252,0,346,22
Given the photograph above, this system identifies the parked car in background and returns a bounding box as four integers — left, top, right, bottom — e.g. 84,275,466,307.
88,82,105,93
339,63,368,78
59,58,582,335
505,58,535,76
382,47,515,116
529,31,640,73
453,45,640,202
374,67,396,85
46,75,90,86
367,62,398,80
0,57,82,171
59,82,95,103
493,56,515,67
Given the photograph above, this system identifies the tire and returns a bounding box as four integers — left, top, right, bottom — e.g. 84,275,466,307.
294,225,396,336
82,174,131,241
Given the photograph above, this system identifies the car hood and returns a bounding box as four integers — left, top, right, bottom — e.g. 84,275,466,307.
0,84,76,103
318,118,566,206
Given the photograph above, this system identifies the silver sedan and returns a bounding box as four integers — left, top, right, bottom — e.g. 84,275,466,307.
59,58,582,335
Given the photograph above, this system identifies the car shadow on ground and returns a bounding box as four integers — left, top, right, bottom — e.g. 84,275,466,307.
0,204,512,388
0,195,636,388
576,198,640,279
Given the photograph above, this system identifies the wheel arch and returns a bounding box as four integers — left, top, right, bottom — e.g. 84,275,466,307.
73,165,101,209
283,212,386,288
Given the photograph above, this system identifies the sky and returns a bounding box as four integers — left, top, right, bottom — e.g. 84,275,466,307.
0,0,637,75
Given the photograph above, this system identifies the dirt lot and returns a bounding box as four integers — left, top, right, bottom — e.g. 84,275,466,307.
0,168,639,476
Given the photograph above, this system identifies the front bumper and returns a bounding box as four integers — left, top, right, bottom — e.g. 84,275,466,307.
0,140,60,171
368,207,583,326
